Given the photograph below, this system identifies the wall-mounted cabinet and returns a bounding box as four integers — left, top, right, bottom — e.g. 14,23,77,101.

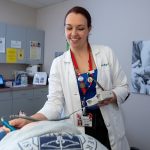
6,24,27,64
26,28,45,65
0,22,6,63
0,22,45,64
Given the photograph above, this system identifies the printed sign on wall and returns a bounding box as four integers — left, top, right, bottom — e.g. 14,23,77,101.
30,41,41,60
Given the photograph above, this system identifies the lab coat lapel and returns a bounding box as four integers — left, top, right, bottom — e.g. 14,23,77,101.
91,45,103,87
64,50,82,114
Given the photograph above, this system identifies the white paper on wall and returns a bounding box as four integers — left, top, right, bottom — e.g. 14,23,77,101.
0,37,5,53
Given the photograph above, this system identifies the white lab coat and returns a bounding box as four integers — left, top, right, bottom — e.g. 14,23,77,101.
39,45,130,150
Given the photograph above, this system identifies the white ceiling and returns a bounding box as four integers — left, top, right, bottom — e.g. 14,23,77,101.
9,0,67,8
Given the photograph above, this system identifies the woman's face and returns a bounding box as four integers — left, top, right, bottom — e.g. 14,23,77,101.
65,12,91,49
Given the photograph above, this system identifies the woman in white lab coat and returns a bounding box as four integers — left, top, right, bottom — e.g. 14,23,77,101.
5,6,130,150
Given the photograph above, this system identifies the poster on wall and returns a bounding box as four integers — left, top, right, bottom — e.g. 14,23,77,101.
30,41,41,60
131,40,150,95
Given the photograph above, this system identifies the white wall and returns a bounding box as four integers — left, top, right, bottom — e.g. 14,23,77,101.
0,0,37,79
37,0,150,150
0,0,36,27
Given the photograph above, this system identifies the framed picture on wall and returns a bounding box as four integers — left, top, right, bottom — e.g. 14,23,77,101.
131,40,150,95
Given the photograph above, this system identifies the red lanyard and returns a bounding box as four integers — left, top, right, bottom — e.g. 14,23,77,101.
71,45,93,95
70,45,93,75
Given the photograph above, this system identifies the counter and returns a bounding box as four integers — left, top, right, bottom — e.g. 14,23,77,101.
0,84,48,92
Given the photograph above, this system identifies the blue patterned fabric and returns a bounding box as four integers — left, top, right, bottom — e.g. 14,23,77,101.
77,69,98,110
39,133,82,150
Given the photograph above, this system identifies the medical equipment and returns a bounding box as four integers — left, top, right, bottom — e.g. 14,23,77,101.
0,117,16,140
0,117,16,131
10,106,87,121
86,90,113,107
86,77,113,106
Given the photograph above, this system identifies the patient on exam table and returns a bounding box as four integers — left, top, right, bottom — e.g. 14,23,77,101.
0,120,108,150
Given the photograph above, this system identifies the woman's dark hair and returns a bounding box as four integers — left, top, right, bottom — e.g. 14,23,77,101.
64,6,92,28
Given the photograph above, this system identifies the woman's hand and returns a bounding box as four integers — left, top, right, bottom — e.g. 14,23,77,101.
1,118,30,133
9,118,30,129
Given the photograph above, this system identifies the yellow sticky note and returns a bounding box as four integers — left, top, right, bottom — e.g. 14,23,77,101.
6,48,17,63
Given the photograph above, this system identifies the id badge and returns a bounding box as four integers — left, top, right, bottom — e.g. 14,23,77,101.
76,113,83,127
76,113,93,127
